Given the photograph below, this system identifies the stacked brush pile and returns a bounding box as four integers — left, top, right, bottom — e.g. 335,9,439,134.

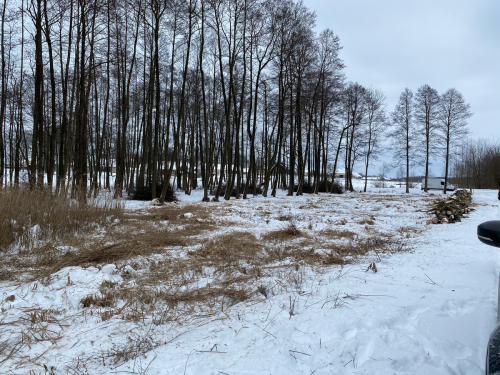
426,189,474,224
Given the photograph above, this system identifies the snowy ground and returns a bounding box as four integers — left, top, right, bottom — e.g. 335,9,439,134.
1,184,499,375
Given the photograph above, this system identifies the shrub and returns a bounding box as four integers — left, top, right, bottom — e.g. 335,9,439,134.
293,180,343,194
293,182,315,194
371,181,385,188
322,180,343,194
211,182,262,197
131,183,176,201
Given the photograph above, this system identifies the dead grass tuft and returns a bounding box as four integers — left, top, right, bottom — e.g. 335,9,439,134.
357,218,375,225
277,214,292,221
115,284,253,322
80,292,115,308
257,284,268,298
323,251,349,265
320,229,356,240
262,222,304,242
397,226,420,238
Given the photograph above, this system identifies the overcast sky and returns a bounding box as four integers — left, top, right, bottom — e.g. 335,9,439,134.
305,0,499,175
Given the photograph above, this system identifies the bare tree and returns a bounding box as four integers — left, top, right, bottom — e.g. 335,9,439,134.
390,88,416,193
438,88,472,194
310,28,344,194
342,82,367,191
43,0,59,188
378,162,389,188
362,87,387,192
29,0,44,189
415,84,440,192
0,0,6,185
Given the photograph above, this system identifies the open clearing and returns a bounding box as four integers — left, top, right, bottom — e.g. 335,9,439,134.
1,186,499,374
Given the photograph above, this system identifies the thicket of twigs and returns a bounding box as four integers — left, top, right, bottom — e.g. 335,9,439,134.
452,139,500,189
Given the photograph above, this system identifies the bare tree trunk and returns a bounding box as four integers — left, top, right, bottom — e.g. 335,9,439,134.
74,0,86,200
199,2,210,202
331,126,346,193
57,0,74,194
151,0,167,199
31,0,44,189
0,0,6,186
160,11,178,203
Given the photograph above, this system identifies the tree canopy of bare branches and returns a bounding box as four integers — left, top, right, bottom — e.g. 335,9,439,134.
0,0,480,199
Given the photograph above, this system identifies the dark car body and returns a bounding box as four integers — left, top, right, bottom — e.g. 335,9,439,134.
478,221,500,374
487,323,500,374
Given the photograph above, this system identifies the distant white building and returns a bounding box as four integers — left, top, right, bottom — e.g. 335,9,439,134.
335,169,362,179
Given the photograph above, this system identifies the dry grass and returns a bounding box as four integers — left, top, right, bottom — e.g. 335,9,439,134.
191,231,263,262
80,293,115,308
68,231,260,325
357,217,375,225
135,203,215,223
87,226,404,329
299,203,320,210
397,226,420,238
0,191,419,370
0,201,225,280
0,187,124,281
277,214,293,221
262,222,304,242
320,229,356,240
0,186,123,253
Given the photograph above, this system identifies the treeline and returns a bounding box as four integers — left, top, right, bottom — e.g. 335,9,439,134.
0,0,477,201
452,139,500,190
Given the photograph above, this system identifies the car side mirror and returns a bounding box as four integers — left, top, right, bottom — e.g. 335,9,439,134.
478,221,500,248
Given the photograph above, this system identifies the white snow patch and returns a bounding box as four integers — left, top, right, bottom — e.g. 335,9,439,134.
1,187,498,375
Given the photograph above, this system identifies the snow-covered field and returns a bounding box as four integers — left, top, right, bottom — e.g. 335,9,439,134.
1,185,499,374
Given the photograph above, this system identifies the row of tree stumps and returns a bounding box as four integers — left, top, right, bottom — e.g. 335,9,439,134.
426,190,474,224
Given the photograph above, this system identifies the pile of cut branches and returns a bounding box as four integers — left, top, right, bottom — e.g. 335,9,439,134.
426,189,473,225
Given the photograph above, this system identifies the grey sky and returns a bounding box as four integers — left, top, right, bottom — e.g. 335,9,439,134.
305,0,500,142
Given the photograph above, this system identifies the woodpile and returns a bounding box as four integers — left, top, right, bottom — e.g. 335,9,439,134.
426,189,474,225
